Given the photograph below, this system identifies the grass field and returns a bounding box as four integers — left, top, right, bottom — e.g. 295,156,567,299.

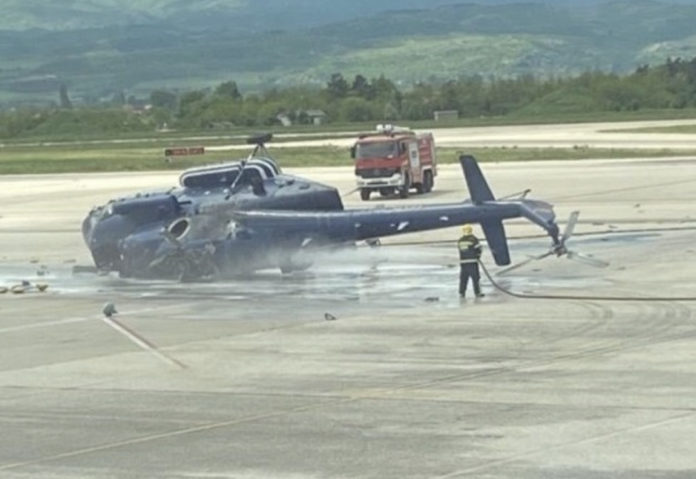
2,110,696,175
0,143,693,175
4,107,696,146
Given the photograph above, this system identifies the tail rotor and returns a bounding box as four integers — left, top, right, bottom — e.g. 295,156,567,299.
557,210,579,254
498,211,608,275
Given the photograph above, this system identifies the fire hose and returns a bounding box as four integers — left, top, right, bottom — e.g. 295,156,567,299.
477,260,696,302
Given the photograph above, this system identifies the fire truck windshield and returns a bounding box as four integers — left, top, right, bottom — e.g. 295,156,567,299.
356,141,397,159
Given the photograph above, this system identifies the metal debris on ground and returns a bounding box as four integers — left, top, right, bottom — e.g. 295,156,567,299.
1,280,49,295
103,302,118,318
324,312,337,321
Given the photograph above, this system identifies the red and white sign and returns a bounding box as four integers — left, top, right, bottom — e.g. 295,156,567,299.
164,146,205,157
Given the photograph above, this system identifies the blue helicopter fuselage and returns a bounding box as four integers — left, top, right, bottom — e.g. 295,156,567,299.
83,154,561,280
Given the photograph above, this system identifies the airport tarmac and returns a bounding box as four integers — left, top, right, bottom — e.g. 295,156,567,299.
1,151,696,477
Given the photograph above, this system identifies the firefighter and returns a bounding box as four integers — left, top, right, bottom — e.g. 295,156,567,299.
457,224,484,298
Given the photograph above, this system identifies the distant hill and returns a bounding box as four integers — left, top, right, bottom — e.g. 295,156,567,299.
0,1,616,31
3,0,696,105
0,0,244,31
0,0,489,31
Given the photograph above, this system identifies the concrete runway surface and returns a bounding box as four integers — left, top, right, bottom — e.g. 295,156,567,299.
2,135,696,477
208,118,696,151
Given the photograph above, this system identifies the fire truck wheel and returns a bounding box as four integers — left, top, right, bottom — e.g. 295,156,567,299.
415,182,424,194
424,171,434,193
398,173,410,198
360,189,371,201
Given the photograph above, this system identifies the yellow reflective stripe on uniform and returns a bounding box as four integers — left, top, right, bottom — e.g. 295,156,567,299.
460,259,478,264
458,240,474,250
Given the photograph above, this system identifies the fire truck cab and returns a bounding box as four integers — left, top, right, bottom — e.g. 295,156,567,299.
351,125,437,201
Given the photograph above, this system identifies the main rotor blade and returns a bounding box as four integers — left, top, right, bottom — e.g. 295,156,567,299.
342,187,360,197
496,250,554,275
499,189,532,200
561,211,580,245
566,250,609,268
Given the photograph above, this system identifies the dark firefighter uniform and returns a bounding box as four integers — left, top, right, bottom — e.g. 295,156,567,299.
457,225,484,298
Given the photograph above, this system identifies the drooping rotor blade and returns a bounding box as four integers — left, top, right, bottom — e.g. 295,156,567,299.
342,187,360,197
496,250,554,275
561,211,580,245
496,257,537,275
566,251,610,268
499,189,532,200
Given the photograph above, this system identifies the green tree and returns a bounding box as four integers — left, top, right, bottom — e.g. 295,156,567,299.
150,90,177,110
215,81,242,99
327,73,349,99
151,107,172,130
255,101,285,126
178,90,207,118
351,74,374,99
339,97,377,122
371,75,399,100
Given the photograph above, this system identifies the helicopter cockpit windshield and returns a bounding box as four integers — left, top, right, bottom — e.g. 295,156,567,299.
179,158,279,190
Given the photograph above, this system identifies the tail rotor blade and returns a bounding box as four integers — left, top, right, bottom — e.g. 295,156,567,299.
496,257,537,275
561,211,580,245
567,250,609,268
496,250,554,275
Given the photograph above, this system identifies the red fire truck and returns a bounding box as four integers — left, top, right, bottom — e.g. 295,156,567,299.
351,125,437,201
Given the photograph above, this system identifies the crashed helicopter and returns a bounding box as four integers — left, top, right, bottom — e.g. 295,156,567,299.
83,134,586,281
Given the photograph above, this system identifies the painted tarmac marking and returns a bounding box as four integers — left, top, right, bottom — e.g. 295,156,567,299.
0,304,187,334
1,383,693,474
101,315,188,369
0,316,95,333
0,398,355,472
433,411,696,478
